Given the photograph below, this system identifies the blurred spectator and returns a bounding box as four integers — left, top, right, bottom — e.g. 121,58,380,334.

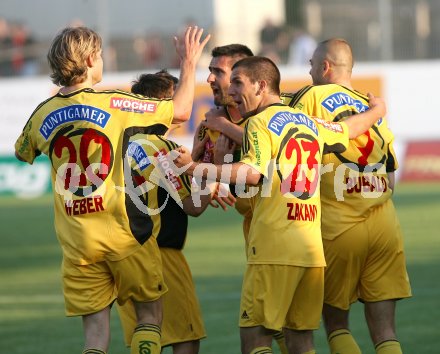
134,31,165,69
10,21,39,76
260,18,282,51
258,19,292,65
104,44,118,72
0,17,13,76
288,27,317,66
275,25,292,64
0,18,40,76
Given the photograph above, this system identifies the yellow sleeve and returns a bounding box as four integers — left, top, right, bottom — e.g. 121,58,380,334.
14,122,37,164
377,118,399,171
240,117,272,178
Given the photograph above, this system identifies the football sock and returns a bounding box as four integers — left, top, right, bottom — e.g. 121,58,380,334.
250,346,273,354
130,324,161,354
375,340,403,354
328,329,361,354
273,331,288,354
82,350,106,354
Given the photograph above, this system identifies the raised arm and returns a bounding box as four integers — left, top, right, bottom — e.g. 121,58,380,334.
172,26,211,124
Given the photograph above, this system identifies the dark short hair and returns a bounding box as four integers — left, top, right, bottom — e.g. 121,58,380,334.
211,44,254,59
131,69,178,98
155,69,178,86
232,56,280,95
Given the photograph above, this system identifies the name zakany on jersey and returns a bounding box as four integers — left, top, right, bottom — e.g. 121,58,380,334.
240,103,349,267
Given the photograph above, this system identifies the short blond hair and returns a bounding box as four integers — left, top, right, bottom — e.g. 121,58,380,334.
47,26,102,86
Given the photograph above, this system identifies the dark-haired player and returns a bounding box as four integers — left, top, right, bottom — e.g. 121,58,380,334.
117,70,214,354
173,56,386,354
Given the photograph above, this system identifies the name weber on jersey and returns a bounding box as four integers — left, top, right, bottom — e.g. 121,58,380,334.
64,195,104,216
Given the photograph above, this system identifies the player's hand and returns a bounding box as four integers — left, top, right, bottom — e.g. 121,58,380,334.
192,123,210,161
202,107,229,132
209,184,236,211
214,134,236,165
174,26,210,66
173,146,195,171
367,92,386,118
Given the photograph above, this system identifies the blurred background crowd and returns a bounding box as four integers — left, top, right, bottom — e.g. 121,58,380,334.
1,0,440,77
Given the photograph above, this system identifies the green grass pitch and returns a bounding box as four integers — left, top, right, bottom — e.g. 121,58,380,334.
0,182,439,353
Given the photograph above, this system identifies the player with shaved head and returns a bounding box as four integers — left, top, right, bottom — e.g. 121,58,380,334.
286,38,412,354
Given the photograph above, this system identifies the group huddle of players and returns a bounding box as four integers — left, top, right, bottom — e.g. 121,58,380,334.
14,25,411,354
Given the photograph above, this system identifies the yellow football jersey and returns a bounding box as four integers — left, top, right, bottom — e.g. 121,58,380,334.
240,103,349,266
126,133,192,250
15,88,174,265
284,84,397,239
198,106,251,217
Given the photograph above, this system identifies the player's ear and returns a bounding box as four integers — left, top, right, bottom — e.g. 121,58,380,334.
86,53,94,68
323,59,332,74
86,51,100,68
256,80,267,95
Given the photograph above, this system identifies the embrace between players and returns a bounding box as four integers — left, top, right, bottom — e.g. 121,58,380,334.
14,24,411,354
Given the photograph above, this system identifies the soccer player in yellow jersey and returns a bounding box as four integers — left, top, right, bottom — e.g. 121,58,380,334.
172,56,386,354
116,71,212,354
118,132,216,354
192,44,288,352
193,44,254,246
14,26,209,354
285,38,411,354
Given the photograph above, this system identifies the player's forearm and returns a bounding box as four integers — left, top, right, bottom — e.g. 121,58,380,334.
220,123,244,145
172,61,196,124
185,161,260,186
345,108,382,139
346,93,386,139
183,180,217,216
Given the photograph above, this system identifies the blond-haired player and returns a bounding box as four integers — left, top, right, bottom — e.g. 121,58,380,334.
14,25,209,354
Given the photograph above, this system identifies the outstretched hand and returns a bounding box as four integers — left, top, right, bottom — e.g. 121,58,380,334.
174,26,211,65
